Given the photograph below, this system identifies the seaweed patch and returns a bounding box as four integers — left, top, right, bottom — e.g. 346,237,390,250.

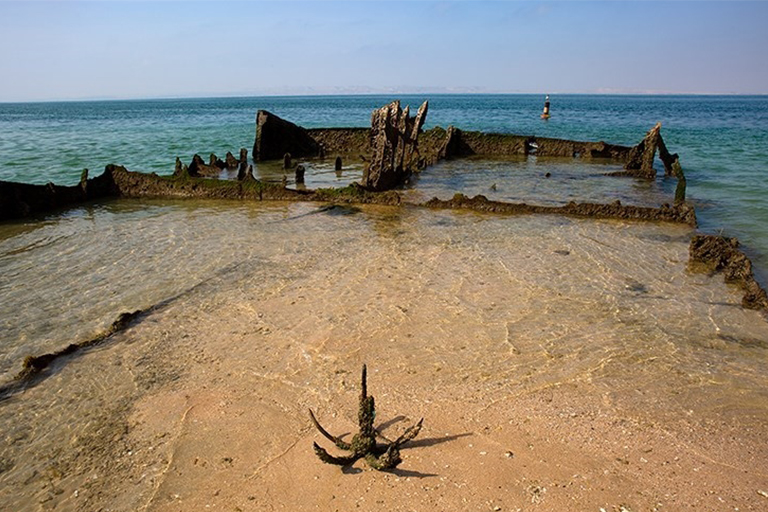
0,310,143,401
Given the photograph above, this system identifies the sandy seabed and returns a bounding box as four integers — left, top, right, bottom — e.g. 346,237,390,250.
1,205,768,512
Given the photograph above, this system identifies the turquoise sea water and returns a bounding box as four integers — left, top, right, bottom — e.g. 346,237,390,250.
3,96,768,511
1,94,767,278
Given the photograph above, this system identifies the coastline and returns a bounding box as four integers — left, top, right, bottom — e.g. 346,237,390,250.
1,96,768,511
1,204,767,511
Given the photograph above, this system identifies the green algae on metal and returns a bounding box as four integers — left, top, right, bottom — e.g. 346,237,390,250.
309,365,423,470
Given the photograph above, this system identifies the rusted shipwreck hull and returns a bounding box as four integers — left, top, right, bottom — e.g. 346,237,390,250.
2,101,767,320
1,163,696,227
255,104,680,177
3,100,685,222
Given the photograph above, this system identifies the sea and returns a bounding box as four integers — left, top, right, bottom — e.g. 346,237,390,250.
1,95,766,272
1,95,767,510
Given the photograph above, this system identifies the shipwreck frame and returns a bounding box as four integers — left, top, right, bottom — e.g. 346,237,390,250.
1,100,765,315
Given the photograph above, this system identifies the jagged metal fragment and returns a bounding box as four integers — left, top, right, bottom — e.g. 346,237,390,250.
308,365,423,470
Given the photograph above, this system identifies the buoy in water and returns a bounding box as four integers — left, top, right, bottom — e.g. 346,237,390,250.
541,94,551,119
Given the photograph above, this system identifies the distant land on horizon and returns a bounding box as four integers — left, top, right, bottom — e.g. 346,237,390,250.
3,89,766,105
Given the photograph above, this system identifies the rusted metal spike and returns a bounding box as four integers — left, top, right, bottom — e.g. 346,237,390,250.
361,364,367,400
394,418,424,447
309,408,351,451
312,442,358,466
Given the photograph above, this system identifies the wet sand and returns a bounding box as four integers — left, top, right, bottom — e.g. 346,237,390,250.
1,203,768,511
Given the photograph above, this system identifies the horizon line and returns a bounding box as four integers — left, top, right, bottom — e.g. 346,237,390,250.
3,90,767,105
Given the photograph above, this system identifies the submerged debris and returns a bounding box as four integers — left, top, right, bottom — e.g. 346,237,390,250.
425,193,697,226
295,164,306,184
2,101,690,220
0,310,144,400
225,151,239,169
689,234,768,311
188,154,220,177
253,109,319,161
612,122,684,180
362,100,429,191
309,365,423,470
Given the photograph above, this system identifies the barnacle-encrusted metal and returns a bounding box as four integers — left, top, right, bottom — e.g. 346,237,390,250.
309,365,423,470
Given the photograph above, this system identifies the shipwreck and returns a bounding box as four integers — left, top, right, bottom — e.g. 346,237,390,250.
1,99,691,223
0,99,766,399
2,100,766,313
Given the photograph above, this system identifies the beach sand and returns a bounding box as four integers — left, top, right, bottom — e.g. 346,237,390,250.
2,206,768,511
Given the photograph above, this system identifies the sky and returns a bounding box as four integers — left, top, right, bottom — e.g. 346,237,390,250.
0,1,766,101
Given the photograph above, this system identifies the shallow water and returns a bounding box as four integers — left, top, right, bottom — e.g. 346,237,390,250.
1,199,767,403
245,157,365,189
2,94,766,276
0,154,680,379
403,156,677,207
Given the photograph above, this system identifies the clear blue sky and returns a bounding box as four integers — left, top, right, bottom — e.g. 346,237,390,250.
1,1,766,101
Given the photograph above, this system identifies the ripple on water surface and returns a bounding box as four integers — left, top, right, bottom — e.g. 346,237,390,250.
404,156,678,207
1,200,766,403
1,199,768,510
